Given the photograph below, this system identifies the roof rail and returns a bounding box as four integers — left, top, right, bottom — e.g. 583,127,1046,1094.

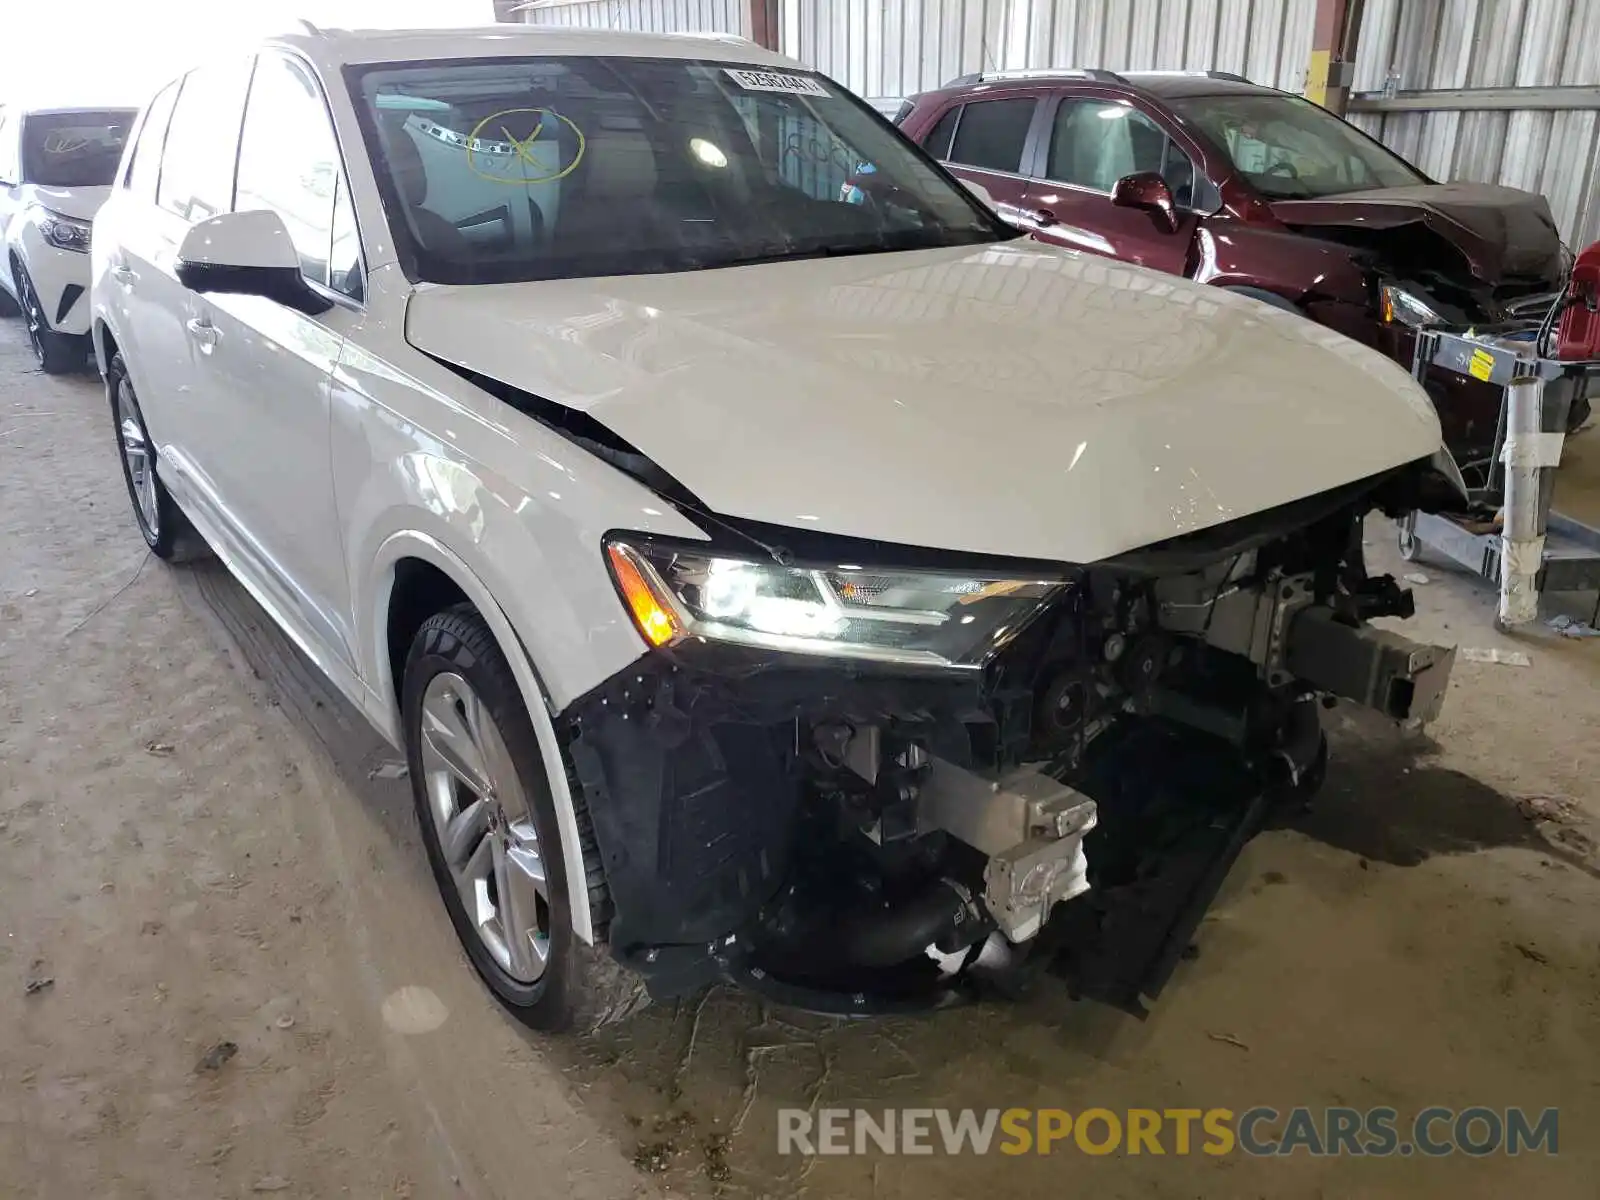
1131,69,1255,83
943,67,1127,87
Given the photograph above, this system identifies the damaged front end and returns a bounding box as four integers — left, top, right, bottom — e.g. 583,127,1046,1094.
560,465,1457,1016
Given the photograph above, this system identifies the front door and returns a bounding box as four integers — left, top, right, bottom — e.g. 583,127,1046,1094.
1020,94,1200,275
182,49,364,674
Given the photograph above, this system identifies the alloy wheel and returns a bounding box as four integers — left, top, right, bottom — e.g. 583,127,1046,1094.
18,270,46,367
115,378,160,539
419,672,550,982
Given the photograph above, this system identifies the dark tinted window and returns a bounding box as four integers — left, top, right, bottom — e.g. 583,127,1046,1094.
921,106,960,159
158,60,252,222
236,53,341,285
353,56,1005,286
947,98,1035,172
126,83,178,198
20,110,135,187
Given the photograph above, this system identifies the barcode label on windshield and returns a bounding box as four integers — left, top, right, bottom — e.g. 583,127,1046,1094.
724,68,830,97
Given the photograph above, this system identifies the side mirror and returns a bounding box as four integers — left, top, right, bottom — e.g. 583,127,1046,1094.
175,210,332,316
960,178,997,211
1111,172,1178,233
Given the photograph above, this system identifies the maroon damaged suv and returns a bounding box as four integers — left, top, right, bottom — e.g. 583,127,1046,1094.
893,69,1581,474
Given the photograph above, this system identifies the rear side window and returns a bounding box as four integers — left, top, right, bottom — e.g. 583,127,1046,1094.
946,98,1035,173
920,106,960,159
126,82,179,199
158,60,252,222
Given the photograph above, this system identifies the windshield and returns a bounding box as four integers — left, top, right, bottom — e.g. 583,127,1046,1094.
1170,92,1425,199
349,56,1008,284
21,110,134,187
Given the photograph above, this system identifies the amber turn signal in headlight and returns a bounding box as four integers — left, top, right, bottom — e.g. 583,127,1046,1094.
606,543,681,647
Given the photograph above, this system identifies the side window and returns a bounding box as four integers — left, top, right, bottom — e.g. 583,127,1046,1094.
946,98,1035,173
236,52,346,288
0,110,14,184
920,106,961,160
1047,99,1192,200
126,82,179,199
329,173,364,302
158,61,252,223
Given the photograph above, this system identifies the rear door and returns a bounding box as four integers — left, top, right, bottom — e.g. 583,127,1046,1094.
96,80,179,386
1020,91,1202,274
118,60,253,495
914,90,1047,229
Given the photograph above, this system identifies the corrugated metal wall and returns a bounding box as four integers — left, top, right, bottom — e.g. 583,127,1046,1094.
785,0,1316,99
518,0,1600,246
519,0,749,37
1346,0,1600,249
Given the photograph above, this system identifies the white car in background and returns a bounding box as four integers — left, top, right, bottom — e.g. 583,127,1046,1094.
0,104,136,372
91,27,1464,1032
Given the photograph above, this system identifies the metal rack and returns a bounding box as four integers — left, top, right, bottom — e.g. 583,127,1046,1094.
1395,327,1600,629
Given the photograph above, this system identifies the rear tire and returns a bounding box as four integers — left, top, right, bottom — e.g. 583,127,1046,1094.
107,352,200,561
402,605,647,1032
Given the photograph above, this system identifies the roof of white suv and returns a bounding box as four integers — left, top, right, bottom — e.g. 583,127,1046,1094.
271,25,795,70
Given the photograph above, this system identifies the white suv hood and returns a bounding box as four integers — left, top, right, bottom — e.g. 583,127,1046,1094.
406,241,1442,564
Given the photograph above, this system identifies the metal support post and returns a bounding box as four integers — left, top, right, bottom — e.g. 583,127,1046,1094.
1499,376,1547,628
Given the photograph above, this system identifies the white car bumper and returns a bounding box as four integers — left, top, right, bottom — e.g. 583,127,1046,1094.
16,226,92,337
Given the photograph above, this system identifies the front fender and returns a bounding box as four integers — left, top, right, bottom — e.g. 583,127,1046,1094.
366,528,604,944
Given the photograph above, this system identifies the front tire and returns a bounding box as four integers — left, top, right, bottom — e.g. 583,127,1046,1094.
401,606,646,1032
16,263,85,374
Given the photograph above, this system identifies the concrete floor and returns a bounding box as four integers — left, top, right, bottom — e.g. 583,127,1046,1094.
2,321,1599,1199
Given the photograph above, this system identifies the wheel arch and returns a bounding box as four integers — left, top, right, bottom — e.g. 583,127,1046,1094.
370,529,597,944
93,318,120,375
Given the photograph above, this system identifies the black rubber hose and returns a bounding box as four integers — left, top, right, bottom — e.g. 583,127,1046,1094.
840,880,975,968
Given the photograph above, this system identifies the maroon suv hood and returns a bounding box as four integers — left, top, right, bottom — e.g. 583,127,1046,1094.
1272,183,1562,283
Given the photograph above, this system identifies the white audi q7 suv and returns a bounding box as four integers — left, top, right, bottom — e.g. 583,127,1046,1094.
91,26,1465,1030
0,104,137,372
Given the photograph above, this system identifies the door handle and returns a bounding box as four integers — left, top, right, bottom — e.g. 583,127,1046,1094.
110,263,136,284
185,317,219,352
1033,208,1058,228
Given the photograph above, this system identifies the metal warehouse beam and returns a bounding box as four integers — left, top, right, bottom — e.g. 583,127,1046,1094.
1306,0,1365,115
1349,86,1600,113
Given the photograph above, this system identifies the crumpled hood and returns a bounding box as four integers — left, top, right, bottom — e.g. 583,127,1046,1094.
1273,183,1563,283
405,241,1442,564
19,184,112,222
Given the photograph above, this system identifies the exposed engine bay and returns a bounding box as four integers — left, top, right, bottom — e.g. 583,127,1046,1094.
560,461,1459,1016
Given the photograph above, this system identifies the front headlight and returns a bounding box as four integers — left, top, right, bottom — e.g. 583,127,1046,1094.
32,207,92,254
605,538,1065,669
1380,283,1441,328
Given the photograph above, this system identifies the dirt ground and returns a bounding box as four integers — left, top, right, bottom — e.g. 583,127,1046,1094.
2,320,1599,1200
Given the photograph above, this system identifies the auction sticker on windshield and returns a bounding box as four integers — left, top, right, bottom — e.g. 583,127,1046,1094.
724,68,830,97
